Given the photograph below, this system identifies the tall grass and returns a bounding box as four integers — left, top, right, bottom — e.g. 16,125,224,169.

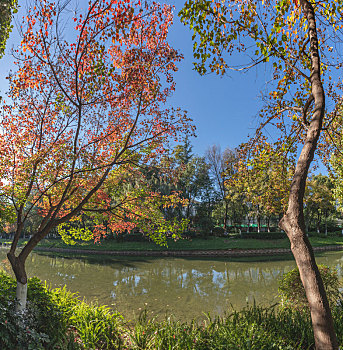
4,272,343,349
50,286,124,349
125,307,314,350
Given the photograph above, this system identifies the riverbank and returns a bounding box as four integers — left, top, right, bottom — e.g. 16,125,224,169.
2,235,343,257
0,272,339,349
32,244,343,257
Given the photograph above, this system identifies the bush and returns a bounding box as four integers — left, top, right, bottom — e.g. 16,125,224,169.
212,226,225,236
182,230,197,239
278,265,341,311
241,231,287,240
0,273,124,350
0,271,69,349
193,214,214,236
307,231,343,238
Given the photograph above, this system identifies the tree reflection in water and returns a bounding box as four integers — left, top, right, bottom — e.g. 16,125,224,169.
1,249,343,321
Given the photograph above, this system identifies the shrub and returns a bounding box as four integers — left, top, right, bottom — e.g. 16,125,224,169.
0,271,69,349
212,226,225,236
278,265,341,311
241,231,287,240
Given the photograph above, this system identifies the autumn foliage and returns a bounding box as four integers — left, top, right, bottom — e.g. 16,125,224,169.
2,0,193,263
180,0,343,348
228,141,295,220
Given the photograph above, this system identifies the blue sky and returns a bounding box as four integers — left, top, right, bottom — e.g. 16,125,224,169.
166,3,268,155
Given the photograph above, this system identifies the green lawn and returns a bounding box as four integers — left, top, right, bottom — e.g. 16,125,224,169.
2,234,343,252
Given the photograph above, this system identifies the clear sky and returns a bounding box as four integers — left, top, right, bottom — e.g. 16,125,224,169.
0,2,275,157
166,2,268,156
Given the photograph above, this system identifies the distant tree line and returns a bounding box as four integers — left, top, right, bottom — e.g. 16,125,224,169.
3,139,341,240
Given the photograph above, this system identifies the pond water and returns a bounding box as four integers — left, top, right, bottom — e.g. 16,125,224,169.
1,249,343,321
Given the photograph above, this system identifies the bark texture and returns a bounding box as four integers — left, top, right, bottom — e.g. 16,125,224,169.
279,1,338,349
7,251,29,311
15,282,28,313
224,201,229,231
7,252,27,285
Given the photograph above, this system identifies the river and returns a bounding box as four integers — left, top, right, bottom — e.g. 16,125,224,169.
1,249,343,321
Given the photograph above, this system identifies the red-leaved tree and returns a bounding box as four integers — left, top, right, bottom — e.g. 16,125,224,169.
0,0,193,310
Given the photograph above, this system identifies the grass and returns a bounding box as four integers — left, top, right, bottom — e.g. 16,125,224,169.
1,236,291,251
1,234,343,253
310,236,343,247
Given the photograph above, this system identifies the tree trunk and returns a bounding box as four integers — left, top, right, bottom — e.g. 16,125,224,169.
257,210,261,233
16,282,27,313
267,216,271,233
306,211,314,235
7,252,28,311
325,211,328,236
279,2,338,348
186,203,190,219
317,211,321,234
7,224,51,312
224,201,229,232
280,217,337,349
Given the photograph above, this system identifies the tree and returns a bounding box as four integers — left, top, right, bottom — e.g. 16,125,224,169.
189,157,215,234
0,0,17,58
172,140,215,230
206,145,237,231
1,0,193,311
232,142,294,233
305,174,335,234
179,0,343,348
174,137,193,165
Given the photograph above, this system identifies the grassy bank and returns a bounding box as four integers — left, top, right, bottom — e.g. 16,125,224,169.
3,272,343,349
2,272,343,349
2,235,343,252
39,236,292,251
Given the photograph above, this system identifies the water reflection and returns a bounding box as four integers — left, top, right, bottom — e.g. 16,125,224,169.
1,249,343,321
